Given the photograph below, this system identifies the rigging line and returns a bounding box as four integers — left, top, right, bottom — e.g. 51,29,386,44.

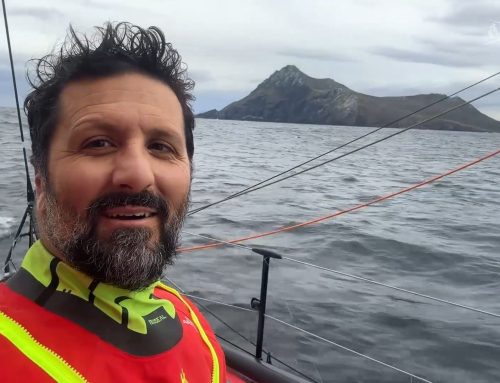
195,303,255,350
1,0,23,141
277,288,322,383
282,257,500,320
180,146,500,252
1,0,34,204
182,294,254,313
188,71,500,216
164,277,317,382
180,233,494,380
190,296,318,383
180,232,500,319
162,275,258,350
265,314,434,383
311,362,323,383
175,245,435,380
163,275,258,349
188,85,500,216
215,334,318,383
162,275,186,293
182,230,253,250
215,333,256,358
2,258,16,273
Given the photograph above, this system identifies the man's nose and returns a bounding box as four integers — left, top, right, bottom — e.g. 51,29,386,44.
111,144,155,192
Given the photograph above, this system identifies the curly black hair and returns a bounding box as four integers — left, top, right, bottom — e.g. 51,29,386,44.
24,22,195,179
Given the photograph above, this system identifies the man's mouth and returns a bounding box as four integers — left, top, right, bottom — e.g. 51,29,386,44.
103,206,158,220
106,212,157,220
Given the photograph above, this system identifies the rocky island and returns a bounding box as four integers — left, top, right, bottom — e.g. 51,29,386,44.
197,65,500,133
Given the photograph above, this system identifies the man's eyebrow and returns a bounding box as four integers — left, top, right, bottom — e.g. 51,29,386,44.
147,128,185,145
71,119,120,134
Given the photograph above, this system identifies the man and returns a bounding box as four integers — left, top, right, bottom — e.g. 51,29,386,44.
0,22,228,382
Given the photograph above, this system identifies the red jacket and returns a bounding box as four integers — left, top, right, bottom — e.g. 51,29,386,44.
0,280,227,382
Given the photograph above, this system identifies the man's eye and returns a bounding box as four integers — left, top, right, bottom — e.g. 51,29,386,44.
87,139,112,148
149,142,173,152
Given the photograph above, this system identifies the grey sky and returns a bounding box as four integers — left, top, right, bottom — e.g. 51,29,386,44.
0,0,499,119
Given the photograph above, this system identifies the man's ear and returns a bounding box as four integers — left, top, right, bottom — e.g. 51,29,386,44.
35,173,46,213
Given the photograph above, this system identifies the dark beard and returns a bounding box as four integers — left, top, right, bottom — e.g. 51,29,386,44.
43,187,188,291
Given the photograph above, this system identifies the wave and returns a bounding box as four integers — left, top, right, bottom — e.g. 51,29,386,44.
342,176,358,183
0,216,15,238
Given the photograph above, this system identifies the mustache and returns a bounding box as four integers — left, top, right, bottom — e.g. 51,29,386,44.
86,190,170,219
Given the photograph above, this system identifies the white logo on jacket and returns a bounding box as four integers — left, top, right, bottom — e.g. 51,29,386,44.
182,317,197,331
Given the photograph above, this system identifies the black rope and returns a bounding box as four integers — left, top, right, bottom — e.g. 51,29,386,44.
188,71,500,216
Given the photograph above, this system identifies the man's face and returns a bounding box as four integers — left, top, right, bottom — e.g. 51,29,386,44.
35,72,191,290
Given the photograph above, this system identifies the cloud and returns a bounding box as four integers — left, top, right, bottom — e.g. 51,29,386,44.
428,1,500,36
371,46,478,68
188,70,213,83
372,33,500,69
9,7,66,21
277,48,352,62
74,0,108,6
0,0,498,122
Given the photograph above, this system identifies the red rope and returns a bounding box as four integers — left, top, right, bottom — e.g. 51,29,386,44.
180,147,500,253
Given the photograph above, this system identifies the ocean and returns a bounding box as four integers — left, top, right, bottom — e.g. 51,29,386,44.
1,106,500,382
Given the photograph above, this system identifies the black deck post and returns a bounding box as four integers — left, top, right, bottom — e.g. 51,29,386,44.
251,248,282,360
255,253,270,360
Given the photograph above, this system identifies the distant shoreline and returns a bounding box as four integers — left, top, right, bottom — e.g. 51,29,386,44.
195,117,498,133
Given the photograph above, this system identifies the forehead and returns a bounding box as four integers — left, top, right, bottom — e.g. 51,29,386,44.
58,72,184,134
